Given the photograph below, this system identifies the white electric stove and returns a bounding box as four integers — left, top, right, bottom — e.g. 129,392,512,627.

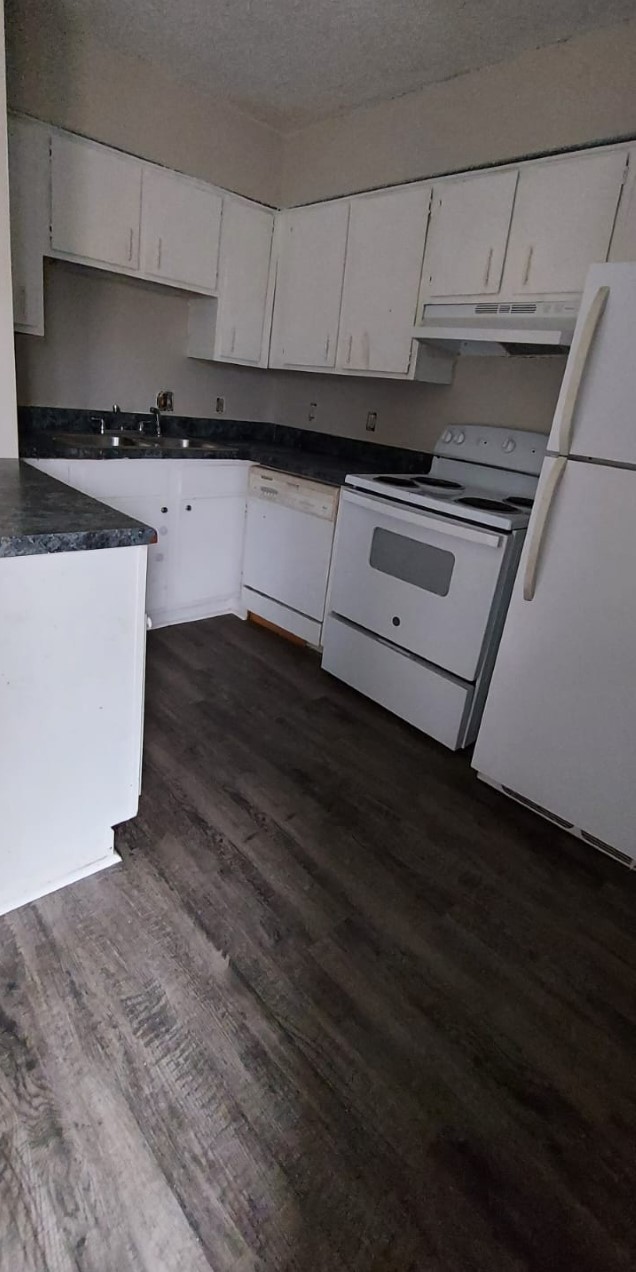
322,425,547,750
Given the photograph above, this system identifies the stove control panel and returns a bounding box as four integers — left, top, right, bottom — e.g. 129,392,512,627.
434,424,546,475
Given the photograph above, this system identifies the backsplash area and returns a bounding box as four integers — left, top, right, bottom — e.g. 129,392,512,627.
19,408,436,477
15,259,567,454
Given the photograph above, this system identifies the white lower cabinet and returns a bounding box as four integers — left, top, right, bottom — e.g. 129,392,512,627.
171,494,247,617
28,459,249,627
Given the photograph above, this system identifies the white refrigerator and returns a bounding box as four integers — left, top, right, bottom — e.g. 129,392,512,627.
472,262,636,868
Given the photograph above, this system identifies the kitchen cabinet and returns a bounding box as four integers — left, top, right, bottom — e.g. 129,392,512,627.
0,540,148,916
140,166,222,293
8,117,49,335
29,459,249,627
336,186,430,374
609,147,636,262
51,133,143,271
187,197,275,366
172,494,246,613
102,494,171,616
269,201,349,369
501,150,626,295
419,169,518,302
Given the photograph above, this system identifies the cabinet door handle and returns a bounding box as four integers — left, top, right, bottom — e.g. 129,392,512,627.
483,247,493,289
161,506,168,514
231,325,236,354
522,245,534,287
157,237,163,270
128,228,134,262
324,335,331,362
346,334,353,365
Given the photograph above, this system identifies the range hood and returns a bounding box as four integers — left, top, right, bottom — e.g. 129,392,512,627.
413,299,579,356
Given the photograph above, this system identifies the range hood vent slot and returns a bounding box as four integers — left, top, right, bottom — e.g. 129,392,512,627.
413,297,580,356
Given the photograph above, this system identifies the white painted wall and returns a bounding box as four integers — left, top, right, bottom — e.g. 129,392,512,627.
0,2,18,456
15,262,276,420
15,260,565,448
282,20,636,205
268,357,566,450
6,16,281,206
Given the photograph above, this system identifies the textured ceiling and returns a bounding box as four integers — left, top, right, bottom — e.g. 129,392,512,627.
29,0,636,129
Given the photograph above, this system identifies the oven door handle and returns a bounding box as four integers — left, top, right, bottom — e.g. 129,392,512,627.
342,488,504,548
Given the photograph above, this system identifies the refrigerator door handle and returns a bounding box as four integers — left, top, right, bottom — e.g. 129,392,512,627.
555,285,610,455
523,457,567,602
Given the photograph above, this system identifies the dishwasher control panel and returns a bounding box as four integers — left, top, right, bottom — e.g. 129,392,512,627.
249,467,339,521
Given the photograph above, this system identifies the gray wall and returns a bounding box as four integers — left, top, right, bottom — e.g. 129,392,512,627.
5,7,282,206
282,20,636,205
16,263,276,421
16,260,565,450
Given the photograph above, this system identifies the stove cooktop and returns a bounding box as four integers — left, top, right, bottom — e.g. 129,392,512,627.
345,471,536,531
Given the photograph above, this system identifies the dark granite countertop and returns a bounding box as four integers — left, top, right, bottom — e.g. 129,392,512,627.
20,410,434,487
0,460,156,558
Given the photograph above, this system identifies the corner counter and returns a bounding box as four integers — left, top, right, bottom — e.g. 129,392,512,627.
0,461,154,916
0,459,156,555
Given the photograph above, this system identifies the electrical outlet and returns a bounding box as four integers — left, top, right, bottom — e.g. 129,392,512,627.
366,411,377,432
156,390,174,412
308,401,318,424
216,396,226,414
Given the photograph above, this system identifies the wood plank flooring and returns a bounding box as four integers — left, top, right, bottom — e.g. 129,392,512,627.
1,614,635,1271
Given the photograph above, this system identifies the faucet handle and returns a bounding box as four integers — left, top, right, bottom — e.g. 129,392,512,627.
90,414,107,435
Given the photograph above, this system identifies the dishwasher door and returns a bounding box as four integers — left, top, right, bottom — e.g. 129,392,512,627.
242,468,338,630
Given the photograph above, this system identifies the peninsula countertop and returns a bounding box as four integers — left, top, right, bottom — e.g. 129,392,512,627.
0,460,156,558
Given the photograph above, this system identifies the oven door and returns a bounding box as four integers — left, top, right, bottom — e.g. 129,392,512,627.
329,489,510,681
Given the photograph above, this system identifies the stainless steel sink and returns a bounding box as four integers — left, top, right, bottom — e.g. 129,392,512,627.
53,432,140,449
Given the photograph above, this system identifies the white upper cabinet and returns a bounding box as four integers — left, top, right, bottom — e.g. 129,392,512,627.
609,147,636,262
8,117,49,335
270,202,349,369
51,133,142,270
420,169,518,301
140,166,222,293
501,150,626,295
215,198,274,362
336,186,430,375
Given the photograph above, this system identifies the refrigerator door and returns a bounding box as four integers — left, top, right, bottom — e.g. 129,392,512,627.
473,456,636,864
548,262,636,467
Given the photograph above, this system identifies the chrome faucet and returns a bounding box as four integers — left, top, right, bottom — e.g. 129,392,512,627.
150,406,162,438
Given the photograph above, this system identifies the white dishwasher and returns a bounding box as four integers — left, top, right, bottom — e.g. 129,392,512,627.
241,467,339,644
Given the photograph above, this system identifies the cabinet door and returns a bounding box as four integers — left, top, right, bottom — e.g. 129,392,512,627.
420,169,518,301
96,494,171,617
609,148,636,262
51,133,142,270
171,496,246,611
215,199,274,363
140,166,222,292
270,202,349,368
336,186,430,375
8,117,49,335
502,151,626,295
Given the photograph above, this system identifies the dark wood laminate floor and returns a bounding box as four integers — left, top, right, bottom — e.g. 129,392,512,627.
1,616,635,1272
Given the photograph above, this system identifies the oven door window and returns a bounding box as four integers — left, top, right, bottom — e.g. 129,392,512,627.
369,527,455,597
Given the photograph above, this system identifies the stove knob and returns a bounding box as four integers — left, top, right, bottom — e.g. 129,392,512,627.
441,429,454,444
502,436,516,453
454,430,465,445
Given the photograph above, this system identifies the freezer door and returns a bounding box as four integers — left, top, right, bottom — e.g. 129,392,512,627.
548,262,636,466
473,457,636,863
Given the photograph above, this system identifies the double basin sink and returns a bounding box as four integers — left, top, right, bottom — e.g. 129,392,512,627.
52,432,235,453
